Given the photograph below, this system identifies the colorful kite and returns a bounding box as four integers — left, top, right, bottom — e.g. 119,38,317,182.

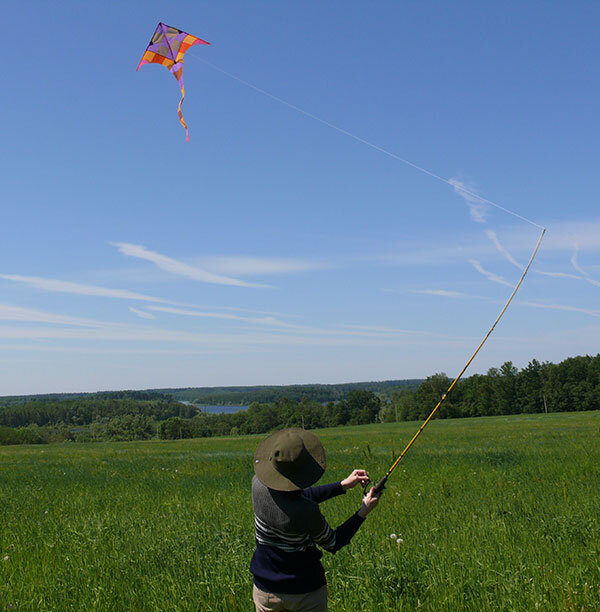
137,22,210,141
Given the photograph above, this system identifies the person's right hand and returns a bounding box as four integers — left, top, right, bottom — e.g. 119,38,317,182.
358,486,380,518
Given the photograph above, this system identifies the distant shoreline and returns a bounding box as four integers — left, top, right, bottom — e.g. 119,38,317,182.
180,401,248,414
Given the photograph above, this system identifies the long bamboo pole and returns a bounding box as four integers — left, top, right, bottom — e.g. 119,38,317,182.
369,227,546,495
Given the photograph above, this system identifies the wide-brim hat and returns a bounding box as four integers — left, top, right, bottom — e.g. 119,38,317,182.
254,428,326,492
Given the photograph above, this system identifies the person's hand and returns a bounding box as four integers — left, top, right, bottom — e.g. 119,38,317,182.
358,486,380,518
341,469,370,490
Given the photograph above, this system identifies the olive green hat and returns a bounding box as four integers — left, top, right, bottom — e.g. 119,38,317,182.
253,428,326,491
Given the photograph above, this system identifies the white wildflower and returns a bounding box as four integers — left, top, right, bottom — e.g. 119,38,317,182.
397,538,404,544
3,555,8,561
390,533,397,540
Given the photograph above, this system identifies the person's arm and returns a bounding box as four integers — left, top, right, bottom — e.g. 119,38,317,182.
303,469,370,504
302,482,345,503
309,486,380,554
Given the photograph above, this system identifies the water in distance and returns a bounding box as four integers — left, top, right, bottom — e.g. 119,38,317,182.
181,401,248,414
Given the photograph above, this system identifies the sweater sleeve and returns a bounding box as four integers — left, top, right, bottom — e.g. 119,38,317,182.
302,481,346,504
307,507,366,555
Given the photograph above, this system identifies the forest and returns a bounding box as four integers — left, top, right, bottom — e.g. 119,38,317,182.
155,379,422,405
1,354,598,445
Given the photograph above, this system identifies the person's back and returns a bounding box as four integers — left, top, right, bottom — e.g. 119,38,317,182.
250,428,380,611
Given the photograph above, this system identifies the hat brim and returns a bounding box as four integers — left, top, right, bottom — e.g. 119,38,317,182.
254,428,326,491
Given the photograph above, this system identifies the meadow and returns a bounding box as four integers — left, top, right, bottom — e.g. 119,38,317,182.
1,412,599,611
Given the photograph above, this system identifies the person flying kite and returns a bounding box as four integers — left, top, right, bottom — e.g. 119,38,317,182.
137,22,210,141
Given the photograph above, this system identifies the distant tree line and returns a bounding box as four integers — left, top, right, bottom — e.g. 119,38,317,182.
0,396,193,429
158,390,382,439
382,355,600,422
0,389,168,406
0,415,156,446
1,354,599,446
156,380,422,406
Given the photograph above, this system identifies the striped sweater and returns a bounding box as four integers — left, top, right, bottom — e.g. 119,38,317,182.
250,476,365,594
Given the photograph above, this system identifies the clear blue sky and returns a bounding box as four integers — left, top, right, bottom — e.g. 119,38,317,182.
2,1,599,395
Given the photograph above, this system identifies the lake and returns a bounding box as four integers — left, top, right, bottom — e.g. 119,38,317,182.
180,402,248,414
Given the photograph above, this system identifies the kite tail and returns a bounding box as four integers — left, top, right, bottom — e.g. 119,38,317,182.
177,86,190,142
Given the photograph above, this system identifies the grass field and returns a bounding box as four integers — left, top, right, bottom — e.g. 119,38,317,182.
1,412,599,611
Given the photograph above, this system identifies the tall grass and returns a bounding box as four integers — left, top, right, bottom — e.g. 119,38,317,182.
1,412,599,611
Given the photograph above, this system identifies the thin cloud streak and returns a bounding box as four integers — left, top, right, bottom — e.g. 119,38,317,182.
0,344,248,355
485,230,523,269
449,178,489,223
0,325,473,348
571,245,600,287
129,307,156,320
410,289,469,298
535,270,583,280
0,304,113,328
194,255,327,276
0,274,181,305
468,260,514,287
410,287,600,322
146,307,460,339
111,243,271,288
146,305,300,328
339,324,474,341
571,245,586,277
520,301,600,319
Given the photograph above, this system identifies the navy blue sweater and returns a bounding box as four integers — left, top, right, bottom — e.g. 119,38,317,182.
250,479,365,594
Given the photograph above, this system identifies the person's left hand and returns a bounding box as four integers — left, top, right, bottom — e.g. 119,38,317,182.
341,469,370,490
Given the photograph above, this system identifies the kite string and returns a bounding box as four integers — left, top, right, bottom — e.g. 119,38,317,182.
188,52,548,479
192,56,544,231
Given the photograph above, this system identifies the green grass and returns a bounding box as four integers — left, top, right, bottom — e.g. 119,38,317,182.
1,412,600,611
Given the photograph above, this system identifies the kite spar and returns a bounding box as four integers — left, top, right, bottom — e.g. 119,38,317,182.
137,22,210,141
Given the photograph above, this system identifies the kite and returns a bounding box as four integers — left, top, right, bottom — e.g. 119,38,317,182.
137,22,210,141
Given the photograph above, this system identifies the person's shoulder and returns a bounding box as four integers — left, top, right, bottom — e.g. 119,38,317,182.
252,475,267,499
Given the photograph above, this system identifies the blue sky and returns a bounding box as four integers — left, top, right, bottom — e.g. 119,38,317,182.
2,2,600,395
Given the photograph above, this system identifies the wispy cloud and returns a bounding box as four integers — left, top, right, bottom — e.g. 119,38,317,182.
571,245,600,287
194,256,327,276
0,304,111,328
410,289,469,298
449,178,489,223
145,305,299,328
410,288,600,322
571,245,586,276
520,300,600,319
469,260,513,287
111,243,270,288
339,324,473,341
129,307,156,320
372,219,600,271
485,230,523,269
535,270,583,280
0,274,180,305
0,324,472,349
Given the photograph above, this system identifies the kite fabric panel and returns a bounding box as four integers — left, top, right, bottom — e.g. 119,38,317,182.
137,22,210,141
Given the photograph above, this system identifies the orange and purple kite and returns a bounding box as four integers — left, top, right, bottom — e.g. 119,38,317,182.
137,22,210,141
